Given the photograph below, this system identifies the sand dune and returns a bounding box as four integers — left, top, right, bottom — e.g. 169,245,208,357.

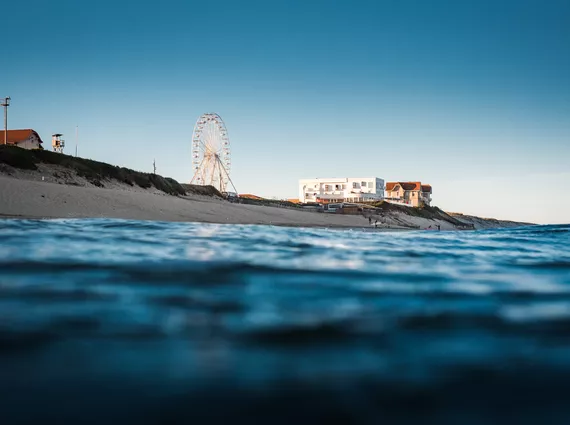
0,174,527,230
0,175,386,228
0,147,529,230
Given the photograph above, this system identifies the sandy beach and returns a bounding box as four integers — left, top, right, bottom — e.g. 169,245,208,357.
0,175,391,228
0,157,528,230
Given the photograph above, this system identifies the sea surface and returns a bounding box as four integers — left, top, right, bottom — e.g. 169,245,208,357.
1,219,569,424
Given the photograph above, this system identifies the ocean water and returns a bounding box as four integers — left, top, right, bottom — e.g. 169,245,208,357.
0,219,569,424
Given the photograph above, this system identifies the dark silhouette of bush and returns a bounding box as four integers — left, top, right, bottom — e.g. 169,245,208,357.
133,174,152,189
0,145,38,170
180,184,224,198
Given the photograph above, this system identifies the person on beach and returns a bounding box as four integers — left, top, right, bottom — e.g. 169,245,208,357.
374,220,378,228
369,217,372,225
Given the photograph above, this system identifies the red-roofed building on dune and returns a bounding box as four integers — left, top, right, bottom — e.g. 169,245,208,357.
385,182,432,207
0,129,44,150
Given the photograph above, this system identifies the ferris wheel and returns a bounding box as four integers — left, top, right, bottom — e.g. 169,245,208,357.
190,113,236,193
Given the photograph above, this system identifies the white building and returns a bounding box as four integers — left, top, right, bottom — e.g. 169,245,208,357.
0,129,44,150
299,177,385,204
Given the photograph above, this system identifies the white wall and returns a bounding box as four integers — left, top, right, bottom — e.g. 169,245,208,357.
299,177,385,203
16,136,41,150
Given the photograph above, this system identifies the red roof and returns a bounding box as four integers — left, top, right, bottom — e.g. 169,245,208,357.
386,181,420,191
0,129,43,145
386,181,431,192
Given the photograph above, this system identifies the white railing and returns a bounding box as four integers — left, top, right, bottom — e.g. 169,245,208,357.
318,192,346,198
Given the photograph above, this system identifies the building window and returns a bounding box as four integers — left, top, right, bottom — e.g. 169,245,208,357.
361,181,367,187
352,182,360,189
335,184,341,190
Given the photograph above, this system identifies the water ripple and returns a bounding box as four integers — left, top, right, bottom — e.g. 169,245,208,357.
1,219,570,424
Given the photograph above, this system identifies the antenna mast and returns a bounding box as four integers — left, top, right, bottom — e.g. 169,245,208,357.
1,97,10,145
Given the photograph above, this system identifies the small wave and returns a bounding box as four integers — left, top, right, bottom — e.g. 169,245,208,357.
147,294,245,313
513,260,570,270
241,321,358,346
1,218,570,423
0,287,117,302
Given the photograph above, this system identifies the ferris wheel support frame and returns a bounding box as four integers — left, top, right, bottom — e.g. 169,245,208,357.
190,112,236,194
216,156,238,194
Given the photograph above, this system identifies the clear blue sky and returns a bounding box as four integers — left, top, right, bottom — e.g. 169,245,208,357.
3,0,569,224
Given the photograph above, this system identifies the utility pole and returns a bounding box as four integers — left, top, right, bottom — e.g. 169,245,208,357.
153,159,156,175
75,125,78,157
1,97,10,145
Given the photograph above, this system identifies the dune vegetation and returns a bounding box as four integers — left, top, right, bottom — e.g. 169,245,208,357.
0,145,188,196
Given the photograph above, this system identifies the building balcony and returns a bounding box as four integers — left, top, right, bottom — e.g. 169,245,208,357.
318,192,346,198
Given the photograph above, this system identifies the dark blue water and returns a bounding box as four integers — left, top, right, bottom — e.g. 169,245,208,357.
1,219,569,424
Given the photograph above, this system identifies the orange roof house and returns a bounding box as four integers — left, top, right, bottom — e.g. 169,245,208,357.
0,129,44,150
385,181,432,207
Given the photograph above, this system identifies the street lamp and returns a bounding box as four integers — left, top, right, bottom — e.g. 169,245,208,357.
1,97,10,145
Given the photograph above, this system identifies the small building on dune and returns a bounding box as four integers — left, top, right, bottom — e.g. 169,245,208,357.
0,129,44,150
385,182,432,207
